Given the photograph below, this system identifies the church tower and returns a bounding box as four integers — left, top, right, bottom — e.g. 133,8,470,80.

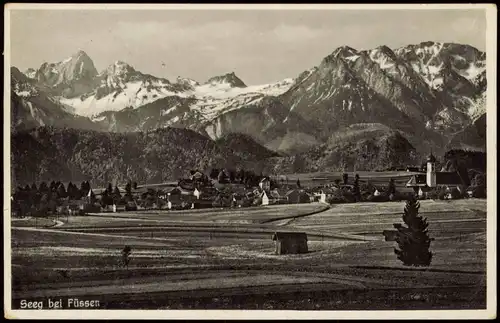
426,152,437,187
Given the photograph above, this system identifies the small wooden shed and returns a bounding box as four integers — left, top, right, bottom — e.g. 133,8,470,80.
272,231,308,255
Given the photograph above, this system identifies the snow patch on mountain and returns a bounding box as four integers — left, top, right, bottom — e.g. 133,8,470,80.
24,68,37,79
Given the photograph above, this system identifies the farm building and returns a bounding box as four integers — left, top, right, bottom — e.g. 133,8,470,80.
319,187,338,203
163,187,196,205
406,171,466,194
190,171,205,181
272,232,308,255
269,188,288,204
286,189,311,204
259,177,271,191
102,204,116,212
125,200,138,211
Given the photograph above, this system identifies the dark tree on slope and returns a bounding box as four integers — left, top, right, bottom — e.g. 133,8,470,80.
353,175,361,202
121,246,132,269
113,186,122,204
387,178,396,195
39,182,49,193
209,168,220,180
342,173,348,185
218,170,228,184
393,198,433,267
56,183,67,199
80,182,88,196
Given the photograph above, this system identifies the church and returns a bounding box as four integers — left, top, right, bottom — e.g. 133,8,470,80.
406,153,467,196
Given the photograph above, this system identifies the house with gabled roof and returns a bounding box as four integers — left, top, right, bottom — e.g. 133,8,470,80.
286,189,310,204
261,190,270,206
406,153,467,194
269,188,288,204
259,177,271,191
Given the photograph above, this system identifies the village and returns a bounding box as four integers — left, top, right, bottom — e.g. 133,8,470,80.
10,153,487,218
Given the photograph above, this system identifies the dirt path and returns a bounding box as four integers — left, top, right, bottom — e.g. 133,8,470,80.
13,271,365,299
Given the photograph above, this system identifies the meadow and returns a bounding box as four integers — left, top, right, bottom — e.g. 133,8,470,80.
10,198,487,310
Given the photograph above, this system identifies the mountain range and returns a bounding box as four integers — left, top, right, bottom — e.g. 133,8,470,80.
10,41,487,184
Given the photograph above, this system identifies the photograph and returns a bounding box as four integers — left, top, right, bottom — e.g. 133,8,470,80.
4,3,496,320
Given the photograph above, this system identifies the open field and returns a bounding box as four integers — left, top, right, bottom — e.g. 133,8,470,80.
274,171,419,189
61,203,328,227
10,199,487,310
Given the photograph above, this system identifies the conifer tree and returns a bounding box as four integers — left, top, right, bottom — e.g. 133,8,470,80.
50,181,57,191
80,181,88,196
393,198,433,267
67,182,74,198
39,182,49,193
113,186,122,204
353,174,361,202
56,183,67,199
387,178,396,195
125,181,132,195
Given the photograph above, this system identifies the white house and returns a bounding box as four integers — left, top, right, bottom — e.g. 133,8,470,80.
261,191,270,206
418,187,426,199
167,200,172,210
193,188,201,200
373,189,381,197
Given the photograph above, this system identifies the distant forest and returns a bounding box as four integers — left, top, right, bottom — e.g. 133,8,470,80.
10,127,487,188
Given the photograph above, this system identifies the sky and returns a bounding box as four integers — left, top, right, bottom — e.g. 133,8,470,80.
9,7,487,85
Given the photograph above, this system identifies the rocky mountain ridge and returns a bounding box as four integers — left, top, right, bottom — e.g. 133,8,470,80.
12,41,487,157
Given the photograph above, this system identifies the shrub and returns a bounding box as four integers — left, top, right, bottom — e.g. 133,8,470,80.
371,194,390,202
180,201,192,209
360,182,376,194
326,195,347,204
425,189,439,200
121,246,132,269
398,191,416,201
327,188,356,204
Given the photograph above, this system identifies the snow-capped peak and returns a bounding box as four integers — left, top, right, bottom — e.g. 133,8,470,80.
103,61,135,77
176,76,200,88
24,68,37,79
205,72,247,88
332,46,358,58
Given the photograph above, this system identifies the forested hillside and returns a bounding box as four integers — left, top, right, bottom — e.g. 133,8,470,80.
11,127,260,187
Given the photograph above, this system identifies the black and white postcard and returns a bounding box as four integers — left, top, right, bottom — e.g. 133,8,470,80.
4,3,497,320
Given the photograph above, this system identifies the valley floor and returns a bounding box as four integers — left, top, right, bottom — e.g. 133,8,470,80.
9,199,488,311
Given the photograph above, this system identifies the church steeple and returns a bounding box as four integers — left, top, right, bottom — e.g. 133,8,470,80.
426,149,437,187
